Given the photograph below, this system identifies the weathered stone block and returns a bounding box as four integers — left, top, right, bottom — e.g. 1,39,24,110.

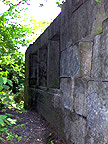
91,35,102,80
60,78,74,112
60,42,92,79
73,78,87,117
91,20,108,80
60,44,80,77
79,41,93,79
64,110,86,144
86,81,108,144
91,0,107,36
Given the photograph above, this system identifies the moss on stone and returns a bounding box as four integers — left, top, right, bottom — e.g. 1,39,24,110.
80,42,86,49
95,26,103,35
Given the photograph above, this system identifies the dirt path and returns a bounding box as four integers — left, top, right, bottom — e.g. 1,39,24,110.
1,109,64,144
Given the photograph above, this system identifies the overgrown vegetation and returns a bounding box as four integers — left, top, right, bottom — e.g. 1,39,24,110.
0,0,50,142
0,0,62,142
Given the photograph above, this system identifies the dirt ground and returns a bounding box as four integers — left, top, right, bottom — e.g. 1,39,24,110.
1,108,64,144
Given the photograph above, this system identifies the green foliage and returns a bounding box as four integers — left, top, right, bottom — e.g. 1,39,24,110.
0,0,54,143
0,0,29,94
47,133,57,144
14,87,24,103
0,110,24,142
0,0,30,142
0,51,25,93
56,0,65,8
0,78,26,142
30,17,51,41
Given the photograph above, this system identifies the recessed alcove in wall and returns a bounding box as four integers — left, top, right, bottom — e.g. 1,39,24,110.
29,53,38,86
39,45,48,87
47,34,60,89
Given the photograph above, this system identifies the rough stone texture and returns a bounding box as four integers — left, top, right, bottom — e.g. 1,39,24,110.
25,0,108,143
60,41,92,79
68,0,83,17
32,87,65,139
104,0,108,17
60,0,108,51
60,78,74,112
60,44,80,77
79,42,93,78
86,81,108,144
64,110,86,144
91,19,108,81
73,78,87,117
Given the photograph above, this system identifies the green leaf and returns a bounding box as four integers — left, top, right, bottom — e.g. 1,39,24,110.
5,113,13,117
3,85,10,90
0,85,3,91
0,119,5,126
0,115,7,119
18,136,22,142
0,127,7,132
2,77,7,84
7,79,13,87
0,77,3,85
7,118,17,124
4,119,12,125
15,134,18,138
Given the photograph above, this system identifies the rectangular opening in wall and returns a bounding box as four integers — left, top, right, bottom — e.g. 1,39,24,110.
39,46,47,87
29,53,38,86
47,34,60,89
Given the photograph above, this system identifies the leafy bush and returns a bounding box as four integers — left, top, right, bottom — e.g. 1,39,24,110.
0,77,26,142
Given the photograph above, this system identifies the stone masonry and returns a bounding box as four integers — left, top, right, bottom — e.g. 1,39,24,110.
24,0,108,143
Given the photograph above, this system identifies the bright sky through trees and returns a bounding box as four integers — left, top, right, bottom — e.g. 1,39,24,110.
0,0,62,53
27,0,61,21
22,0,62,53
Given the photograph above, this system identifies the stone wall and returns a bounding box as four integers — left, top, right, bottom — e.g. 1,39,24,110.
24,0,108,143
